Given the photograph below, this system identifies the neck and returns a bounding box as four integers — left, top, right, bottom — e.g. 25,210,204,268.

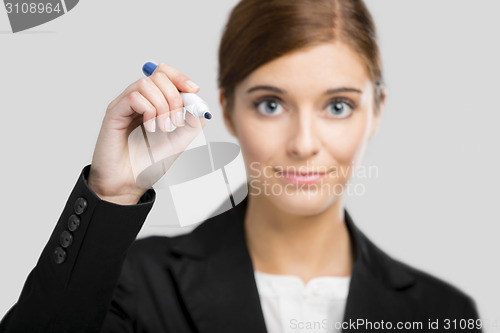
244,194,353,285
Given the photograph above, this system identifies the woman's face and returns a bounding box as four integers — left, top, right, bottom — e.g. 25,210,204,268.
220,42,384,215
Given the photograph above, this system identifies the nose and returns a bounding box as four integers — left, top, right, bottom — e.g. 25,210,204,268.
286,112,320,159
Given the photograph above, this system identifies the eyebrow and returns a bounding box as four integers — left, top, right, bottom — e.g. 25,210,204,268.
246,85,362,95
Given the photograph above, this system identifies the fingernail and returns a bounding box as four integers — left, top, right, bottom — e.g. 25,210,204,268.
165,117,176,132
146,119,156,132
175,111,185,127
186,80,199,89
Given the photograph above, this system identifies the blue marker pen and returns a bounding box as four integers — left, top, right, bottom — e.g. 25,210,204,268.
142,62,212,120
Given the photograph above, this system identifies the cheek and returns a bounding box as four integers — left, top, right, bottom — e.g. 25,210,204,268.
233,113,285,176
320,112,370,166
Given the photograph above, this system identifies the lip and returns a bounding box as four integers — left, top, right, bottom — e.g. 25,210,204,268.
274,167,331,185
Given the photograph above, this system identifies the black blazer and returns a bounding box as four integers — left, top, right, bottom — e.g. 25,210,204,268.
0,165,481,333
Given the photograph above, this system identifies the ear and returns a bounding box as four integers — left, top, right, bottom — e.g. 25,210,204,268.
219,89,237,137
369,87,386,140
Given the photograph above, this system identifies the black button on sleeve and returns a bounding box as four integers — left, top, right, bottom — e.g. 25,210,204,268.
74,197,87,215
60,230,73,248
54,247,67,264
67,214,80,231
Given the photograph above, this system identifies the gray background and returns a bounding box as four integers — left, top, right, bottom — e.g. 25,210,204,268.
1,0,498,330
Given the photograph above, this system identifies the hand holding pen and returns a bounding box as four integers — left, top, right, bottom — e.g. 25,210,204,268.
143,62,212,129
87,62,209,205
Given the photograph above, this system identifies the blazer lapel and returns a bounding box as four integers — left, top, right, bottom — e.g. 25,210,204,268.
341,210,418,332
166,196,268,333
165,195,418,333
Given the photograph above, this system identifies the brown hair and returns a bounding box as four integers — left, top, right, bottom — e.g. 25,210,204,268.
218,0,385,113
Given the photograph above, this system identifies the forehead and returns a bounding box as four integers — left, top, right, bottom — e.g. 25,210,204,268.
237,42,371,95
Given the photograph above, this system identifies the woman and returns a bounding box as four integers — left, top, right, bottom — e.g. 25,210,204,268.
0,0,482,332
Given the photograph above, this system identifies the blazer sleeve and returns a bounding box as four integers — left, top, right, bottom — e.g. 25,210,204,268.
0,165,156,333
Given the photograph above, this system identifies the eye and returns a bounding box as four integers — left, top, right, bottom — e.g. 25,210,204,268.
253,98,284,116
326,98,355,119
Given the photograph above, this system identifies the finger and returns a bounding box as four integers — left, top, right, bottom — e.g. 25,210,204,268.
133,77,170,132
148,71,185,129
170,107,185,128
108,62,199,111
107,80,143,111
156,62,200,93
183,110,206,129
122,91,157,132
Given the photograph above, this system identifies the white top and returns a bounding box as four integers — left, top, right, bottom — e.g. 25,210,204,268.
254,271,351,333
